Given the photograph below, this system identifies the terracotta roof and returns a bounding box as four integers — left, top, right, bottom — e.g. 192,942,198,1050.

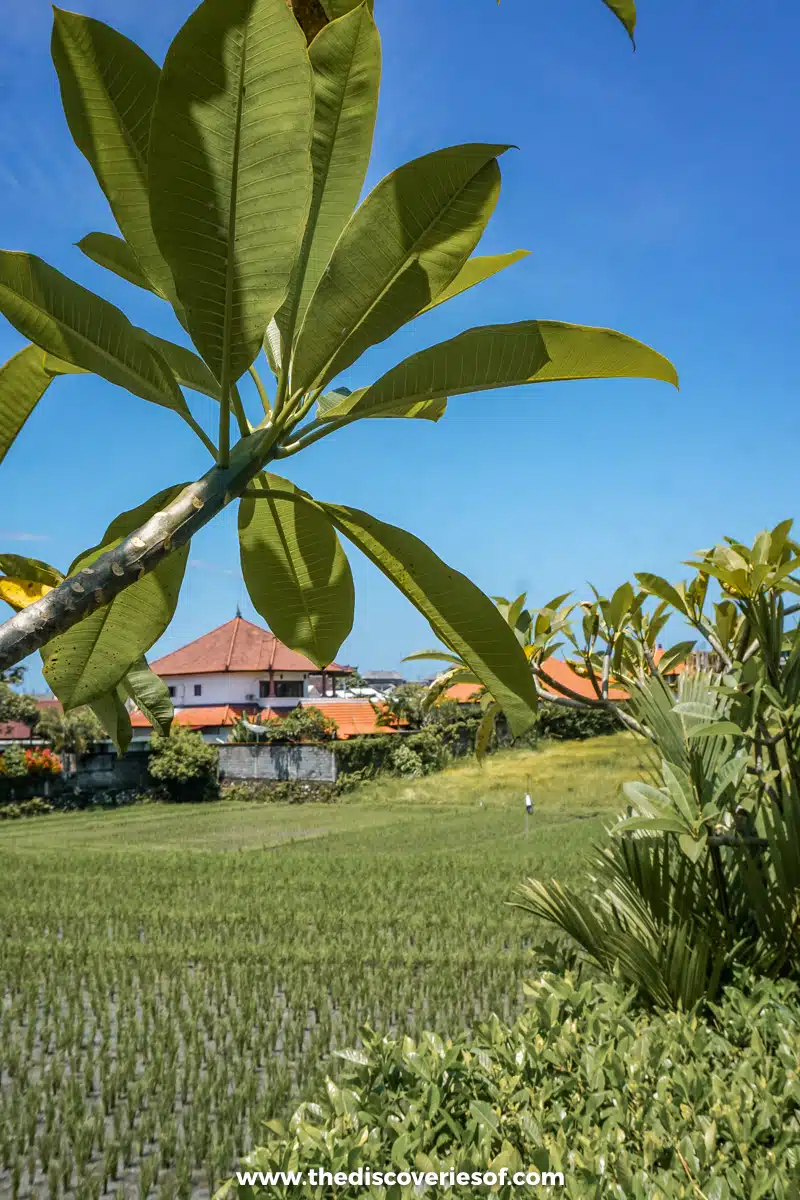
537,657,629,702
443,659,629,705
444,682,483,703
151,617,350,676
131,700,394,739
131,705,245,730
307,701,399,739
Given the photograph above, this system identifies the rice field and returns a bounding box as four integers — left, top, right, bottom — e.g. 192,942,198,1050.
0,735,647,1199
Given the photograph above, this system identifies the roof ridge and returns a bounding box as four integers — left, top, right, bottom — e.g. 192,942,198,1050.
151,616,239,668
224,616,240,671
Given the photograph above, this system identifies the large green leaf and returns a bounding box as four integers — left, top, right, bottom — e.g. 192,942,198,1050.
43,484,190,710
417,250,530,316
292,143,508,393
0,554,64,588
321,0,372,17
0,252,187,413
0,345,53,467
317,385,445,423
239,474,354,668
276,2,381,349
89,685,133,755
77,233,158,296
122,656,174,737
603,0,637,43
326,320,677,420
148,0,314,385
137,331,220,400
51,10,177,303
278,489,538,734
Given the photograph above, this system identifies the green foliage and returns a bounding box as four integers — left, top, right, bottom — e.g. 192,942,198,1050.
148,726,219,802
1,744,28,778
221,779,337,804
0,667,39,730
335,726,462,783
231,705,338,745
389,743,425,778
42,485,190,710
536,700,620,741
35,705,104,755
239,476,354,669
0,796,54,820
0,0,676,740
517,521,800,1007
231,971,800,1199
375,682,428,730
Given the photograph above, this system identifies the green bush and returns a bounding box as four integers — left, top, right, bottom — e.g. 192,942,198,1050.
227,971,800,1199
535,700,621,741
221,780,337,804
390,744,424,777
231,706,338,745
1,743,28,777
0,796,54,820
148,726,219,802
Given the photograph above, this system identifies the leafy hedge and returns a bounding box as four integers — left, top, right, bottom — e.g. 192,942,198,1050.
535,700,621,741
221,780,337,804
227,971,800,1199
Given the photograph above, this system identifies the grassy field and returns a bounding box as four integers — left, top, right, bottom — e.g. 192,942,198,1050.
0,734,647,1198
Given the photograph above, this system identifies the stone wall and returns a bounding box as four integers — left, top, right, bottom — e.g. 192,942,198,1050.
219,743,337,783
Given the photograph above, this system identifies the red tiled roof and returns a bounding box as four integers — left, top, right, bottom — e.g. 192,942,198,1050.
130,705,246,730
443,659,630,705
305,701,399,739
131,700,393,739
0,721,37,741
151,617,350,676
537,657,629,702
444,682,482,703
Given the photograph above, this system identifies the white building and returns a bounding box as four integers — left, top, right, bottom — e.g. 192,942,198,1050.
129,616,388,742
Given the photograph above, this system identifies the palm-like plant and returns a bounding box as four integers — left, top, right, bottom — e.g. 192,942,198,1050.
513,523,800,1007
0,0,675,751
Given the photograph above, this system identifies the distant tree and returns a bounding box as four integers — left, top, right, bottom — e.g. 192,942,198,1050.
36,705,104,755
0,743,28,777
149,726,219,802
260,706,337,743
376,683,429,731
0,667,39,733
342,668,368,692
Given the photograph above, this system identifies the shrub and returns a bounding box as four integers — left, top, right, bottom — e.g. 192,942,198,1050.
220,780,337,804
148,726,219,802
36,705,105,754
390,744,424,777
23,746,62,775
227,971,800,1199
0,796,54,820
230,706,338,745
536,700,620,741
0,744,28,777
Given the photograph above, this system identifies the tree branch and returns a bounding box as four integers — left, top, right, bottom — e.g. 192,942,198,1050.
0,427,277,672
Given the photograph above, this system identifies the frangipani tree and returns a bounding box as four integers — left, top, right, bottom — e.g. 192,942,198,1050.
0,0,675,752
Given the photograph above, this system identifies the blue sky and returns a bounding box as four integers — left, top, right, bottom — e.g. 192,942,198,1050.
1,0,798,689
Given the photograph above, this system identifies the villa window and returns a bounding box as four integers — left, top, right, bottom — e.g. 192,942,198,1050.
259,680,271,698
275,680,303,698
194,684,202,697
167,686,176,698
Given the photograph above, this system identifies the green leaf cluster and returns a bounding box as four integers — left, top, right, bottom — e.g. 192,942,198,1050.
228,970,800,1198
0,0,676,747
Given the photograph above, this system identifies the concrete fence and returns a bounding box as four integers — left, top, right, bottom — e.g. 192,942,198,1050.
218,743,338,783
